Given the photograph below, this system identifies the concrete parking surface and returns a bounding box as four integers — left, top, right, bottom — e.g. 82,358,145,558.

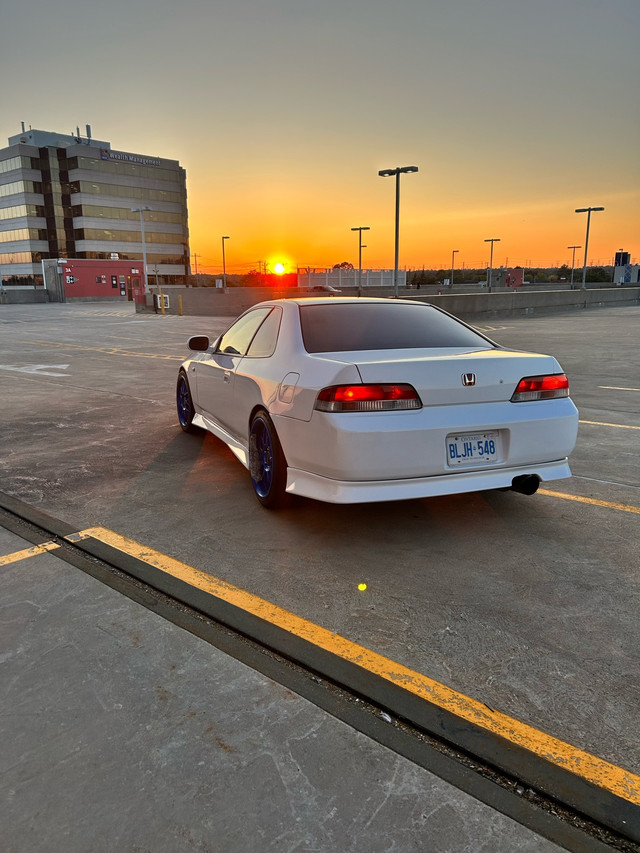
1,522,567,853
1,301,639,851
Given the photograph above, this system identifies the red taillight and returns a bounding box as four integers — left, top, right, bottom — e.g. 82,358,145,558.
315,384,422,412
511,374,569,402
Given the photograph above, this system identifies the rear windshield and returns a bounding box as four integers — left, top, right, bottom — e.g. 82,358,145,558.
299,303,493,353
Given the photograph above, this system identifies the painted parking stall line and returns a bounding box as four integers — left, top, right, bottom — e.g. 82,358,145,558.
22,339,182,361
0,540,61,566
0,364,70,377
579,419,640,430
64,525,640,821
538,490,640,515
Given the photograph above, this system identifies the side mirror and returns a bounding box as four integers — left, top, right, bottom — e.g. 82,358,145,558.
188,335,210,351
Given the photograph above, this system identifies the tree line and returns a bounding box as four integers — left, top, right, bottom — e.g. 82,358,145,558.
409,265,612,287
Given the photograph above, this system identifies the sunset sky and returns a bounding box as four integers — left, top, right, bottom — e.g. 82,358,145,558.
2,0,638,274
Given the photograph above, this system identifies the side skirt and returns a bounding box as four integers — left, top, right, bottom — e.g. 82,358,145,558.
193,413,249,468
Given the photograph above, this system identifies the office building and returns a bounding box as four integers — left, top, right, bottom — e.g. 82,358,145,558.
0,123,189,288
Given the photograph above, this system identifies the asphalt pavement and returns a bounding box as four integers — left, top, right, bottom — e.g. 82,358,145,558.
1,520,568,853
1,301,639,852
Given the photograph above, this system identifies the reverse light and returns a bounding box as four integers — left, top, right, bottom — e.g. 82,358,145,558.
314,384,422,412
511,374,569,402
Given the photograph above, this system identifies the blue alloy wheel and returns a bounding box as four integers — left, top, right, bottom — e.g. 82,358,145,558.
177,372,196,432
250,416,274,497
249,412,288,508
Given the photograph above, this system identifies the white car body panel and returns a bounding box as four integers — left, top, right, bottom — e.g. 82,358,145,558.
273,397,578,483
192,411,249,467
178,297,579,504
285,459,572,504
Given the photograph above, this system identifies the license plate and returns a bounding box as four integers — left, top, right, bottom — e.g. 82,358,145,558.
447,431,499,466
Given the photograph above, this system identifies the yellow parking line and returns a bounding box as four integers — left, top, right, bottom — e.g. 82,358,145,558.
539,490,640,515
0,540,61,566
67,525,640,806
23,339,181,361
580,420,640,430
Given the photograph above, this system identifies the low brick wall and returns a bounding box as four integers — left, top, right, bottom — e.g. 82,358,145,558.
137,285,640,322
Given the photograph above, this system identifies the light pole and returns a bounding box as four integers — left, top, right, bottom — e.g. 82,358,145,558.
131,206,151,294
567,244,581,289
351,226,370,296
451,249,459,288
484,238,500,292
222,236,230,289
575,207,604,290
378,166,419,297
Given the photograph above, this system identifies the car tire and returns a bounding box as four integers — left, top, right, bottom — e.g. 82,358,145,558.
249,410,289,509
177,370,198,433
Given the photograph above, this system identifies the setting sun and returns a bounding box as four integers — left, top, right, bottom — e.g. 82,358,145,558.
273,262,286,275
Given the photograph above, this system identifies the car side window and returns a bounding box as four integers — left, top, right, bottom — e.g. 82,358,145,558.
246,307,282,358
216,307,272,356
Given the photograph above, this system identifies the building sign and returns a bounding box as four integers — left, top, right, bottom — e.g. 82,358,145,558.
100,149,161,167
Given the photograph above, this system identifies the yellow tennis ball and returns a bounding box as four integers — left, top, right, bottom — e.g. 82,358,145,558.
358,583,367,591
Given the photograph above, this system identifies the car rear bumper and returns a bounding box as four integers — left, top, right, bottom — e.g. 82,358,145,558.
285,459,571,504
273,398,579,482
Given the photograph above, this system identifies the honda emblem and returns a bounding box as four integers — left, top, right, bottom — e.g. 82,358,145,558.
462,373,476,386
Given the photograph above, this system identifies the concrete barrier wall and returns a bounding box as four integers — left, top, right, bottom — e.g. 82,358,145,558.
0,288,48,305
138,285,640,321
146,287,301,317
436,286,640,322
2,283,635,318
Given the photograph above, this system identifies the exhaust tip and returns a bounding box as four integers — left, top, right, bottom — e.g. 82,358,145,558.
511,474,540,496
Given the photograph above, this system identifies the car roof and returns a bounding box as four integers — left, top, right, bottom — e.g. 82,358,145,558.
270,296,430,307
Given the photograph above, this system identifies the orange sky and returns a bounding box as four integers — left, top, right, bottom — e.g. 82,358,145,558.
3,0,638,274
187,178,637,274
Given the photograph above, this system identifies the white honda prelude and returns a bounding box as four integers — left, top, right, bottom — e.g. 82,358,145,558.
177,298,579,508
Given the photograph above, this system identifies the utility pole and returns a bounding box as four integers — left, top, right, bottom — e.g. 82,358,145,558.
575,206,605,290
222,236,229,289
351,226,370,297
567,245,580,289
484,238,501,293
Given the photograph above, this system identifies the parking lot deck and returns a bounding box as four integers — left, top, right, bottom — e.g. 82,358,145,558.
1,302,639,851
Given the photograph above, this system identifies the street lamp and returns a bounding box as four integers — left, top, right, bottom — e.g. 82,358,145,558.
451,249,459,288
484,238,500,292
378,165,419,297
575,207,604,290
351,226,370,296
131,206,151,294
222,236,230,289
567,244,581,289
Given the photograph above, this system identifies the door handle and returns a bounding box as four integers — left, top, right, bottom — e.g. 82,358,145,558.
223,370,231,383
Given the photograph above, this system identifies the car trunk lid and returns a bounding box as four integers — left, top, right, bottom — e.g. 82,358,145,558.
349,347,563,406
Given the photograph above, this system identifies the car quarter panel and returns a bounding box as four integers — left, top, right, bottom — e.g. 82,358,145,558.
226,301,363,432
237,303,364,423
